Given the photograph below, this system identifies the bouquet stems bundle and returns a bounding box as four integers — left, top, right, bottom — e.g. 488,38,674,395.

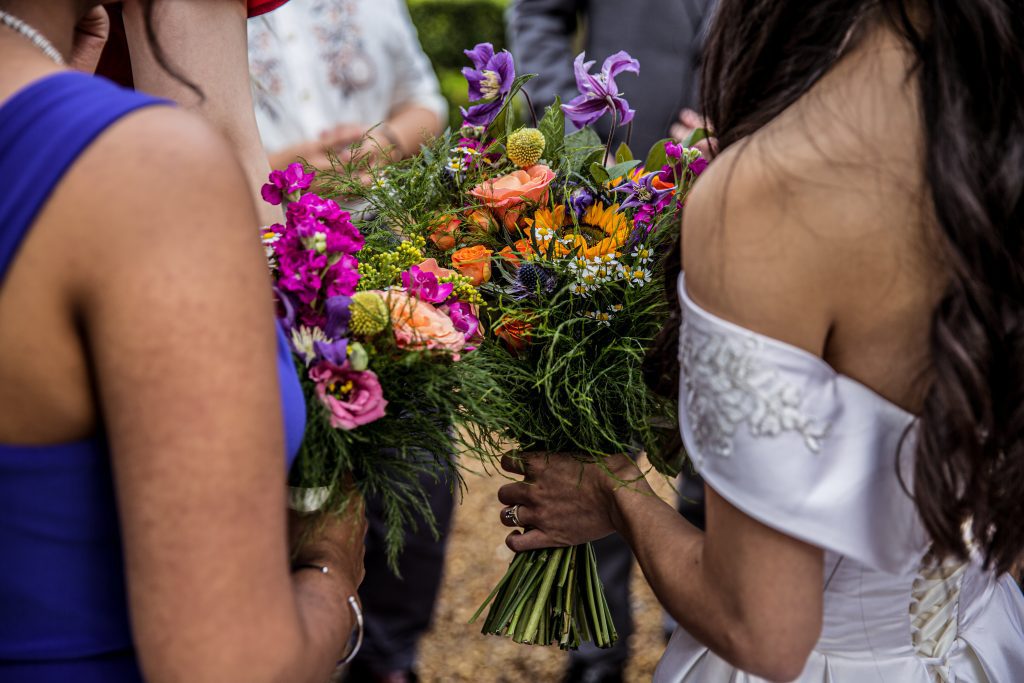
474,543,616,649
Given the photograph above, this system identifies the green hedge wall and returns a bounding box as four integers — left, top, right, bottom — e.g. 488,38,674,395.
408,0,511,130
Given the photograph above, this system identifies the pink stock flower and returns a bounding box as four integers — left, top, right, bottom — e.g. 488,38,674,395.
444,301,479,342
310,362,387,430
262,163,315,205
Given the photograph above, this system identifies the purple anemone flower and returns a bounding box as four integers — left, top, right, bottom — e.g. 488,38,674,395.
460,43,516,128
314,337,349,366
569,186,595,219
561,51,640,130
323,295,352,339
612,171,674,212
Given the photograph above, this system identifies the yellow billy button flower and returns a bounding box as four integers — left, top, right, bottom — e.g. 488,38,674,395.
506,128,546,169
349,291,390,337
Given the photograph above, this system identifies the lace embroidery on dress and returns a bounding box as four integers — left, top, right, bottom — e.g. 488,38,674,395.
678,314,829,460
910,557,969,683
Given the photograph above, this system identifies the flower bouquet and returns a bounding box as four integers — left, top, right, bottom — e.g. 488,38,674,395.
261,164,503,569
313,42,706,645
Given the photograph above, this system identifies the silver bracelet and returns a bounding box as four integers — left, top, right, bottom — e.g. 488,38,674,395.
294,564,364,665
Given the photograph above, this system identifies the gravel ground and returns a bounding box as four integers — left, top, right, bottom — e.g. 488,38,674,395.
415,460,674,683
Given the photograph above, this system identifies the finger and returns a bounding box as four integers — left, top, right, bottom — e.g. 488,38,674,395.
679,108,703,129
498,504,536,528
500,453,527,475
505,529,560,553
497,481,532,506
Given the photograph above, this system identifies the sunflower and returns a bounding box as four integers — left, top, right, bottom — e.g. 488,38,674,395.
578,202,630,258
523,205,569,233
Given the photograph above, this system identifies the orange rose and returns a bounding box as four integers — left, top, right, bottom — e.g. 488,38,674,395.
470,164,555,229
498,238,536,266
495,315,533,355
428,214,460,251
384,290,465,352
451,245,493,286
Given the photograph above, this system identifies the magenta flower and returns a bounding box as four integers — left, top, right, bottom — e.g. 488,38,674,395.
324,254,361,298
444,301,479,342
401,265,454,304
261,163,315,205
689,156,709,176
310,362,387,430
612,171,674,212
561,51,640,129
665,141,684,160
460,43,516,128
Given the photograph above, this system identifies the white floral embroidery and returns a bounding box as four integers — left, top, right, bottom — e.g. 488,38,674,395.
679,315,829,459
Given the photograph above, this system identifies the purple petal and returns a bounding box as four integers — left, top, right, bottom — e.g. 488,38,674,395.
314,337,349,366
561,95,611,129
612,96,635,126
491,52,516,95
324,295,352,339
464,43,495,69
461,99,504,128
601,51,640,82
572,53,598,95
261,182,284,206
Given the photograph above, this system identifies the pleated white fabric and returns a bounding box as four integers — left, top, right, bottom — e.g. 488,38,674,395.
655,275,1024,683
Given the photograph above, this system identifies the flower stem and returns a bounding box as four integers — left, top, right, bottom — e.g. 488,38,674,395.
604,108,619,165
522,547,565,643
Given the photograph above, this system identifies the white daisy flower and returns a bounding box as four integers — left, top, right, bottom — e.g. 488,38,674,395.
631,244,654,264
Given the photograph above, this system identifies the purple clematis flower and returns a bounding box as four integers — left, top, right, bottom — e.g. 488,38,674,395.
401,265,454,304
612,171,674,212
460,43,516,128
561,51,640,130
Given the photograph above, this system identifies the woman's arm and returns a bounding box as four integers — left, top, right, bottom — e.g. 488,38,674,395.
62,105,363,683
499,455,822,682
121,0,281,226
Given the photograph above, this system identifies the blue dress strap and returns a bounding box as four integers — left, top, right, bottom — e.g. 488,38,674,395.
0,72,166,280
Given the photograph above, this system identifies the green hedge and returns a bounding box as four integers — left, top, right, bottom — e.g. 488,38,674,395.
408,0,511,130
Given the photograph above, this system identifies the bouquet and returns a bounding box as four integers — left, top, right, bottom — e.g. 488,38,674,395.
313,42,706,645
260,164,503,569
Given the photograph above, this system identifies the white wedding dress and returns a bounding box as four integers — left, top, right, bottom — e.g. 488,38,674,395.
656,275,1024,683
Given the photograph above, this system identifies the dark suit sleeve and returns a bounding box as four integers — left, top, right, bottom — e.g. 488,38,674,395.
507,0,587,121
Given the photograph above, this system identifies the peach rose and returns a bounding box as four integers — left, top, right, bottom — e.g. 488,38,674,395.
384,290,465,352
451,245,493,286
428,214,460,251
416,257,458,281
470,164,555,229
464,209,496,235
495,315,533,355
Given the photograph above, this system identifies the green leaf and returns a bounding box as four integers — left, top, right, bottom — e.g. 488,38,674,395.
538,96,565,158
614,142,633,164
683,127,710,147
564,127,602,153
564,127,603,175
604,159,642,182
643,137,673,175
485,73,537,141
589,162,610,186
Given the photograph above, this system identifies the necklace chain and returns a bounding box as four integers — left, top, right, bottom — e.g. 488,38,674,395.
0,10,65,66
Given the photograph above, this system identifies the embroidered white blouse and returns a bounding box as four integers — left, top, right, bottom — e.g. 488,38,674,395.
247,0,447,154
658,274,1024,682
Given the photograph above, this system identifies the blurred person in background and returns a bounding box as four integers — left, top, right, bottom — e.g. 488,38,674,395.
248,3,448,682
248,0,446,174
507,3,715,681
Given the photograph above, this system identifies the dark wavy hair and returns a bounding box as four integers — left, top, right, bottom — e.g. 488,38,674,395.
645,0,1024,574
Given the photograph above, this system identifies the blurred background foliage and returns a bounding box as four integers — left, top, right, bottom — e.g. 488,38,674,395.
408,0,512,130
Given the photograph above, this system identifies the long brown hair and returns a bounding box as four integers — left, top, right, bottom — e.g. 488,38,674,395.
646,0,1024,574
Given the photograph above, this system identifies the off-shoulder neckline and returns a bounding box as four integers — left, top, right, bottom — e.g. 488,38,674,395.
677,274,917,419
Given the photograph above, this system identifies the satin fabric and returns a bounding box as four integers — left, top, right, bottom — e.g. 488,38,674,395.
655,275,1024,682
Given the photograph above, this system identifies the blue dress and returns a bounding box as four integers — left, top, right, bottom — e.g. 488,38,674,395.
0,73,306,683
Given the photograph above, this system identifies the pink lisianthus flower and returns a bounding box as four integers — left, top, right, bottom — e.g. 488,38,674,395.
309,362,387,430
401,265,454,304
262,163,315,205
